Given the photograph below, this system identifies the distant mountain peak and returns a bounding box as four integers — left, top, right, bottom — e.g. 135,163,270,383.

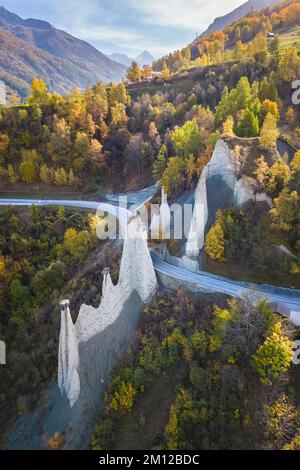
110,50,154,68
110,52,134,67
0,6,126,96
136,50,154,67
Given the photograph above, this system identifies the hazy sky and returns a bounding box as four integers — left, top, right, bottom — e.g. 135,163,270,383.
2,0,244,57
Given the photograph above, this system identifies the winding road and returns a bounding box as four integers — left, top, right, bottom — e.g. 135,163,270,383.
1,197,300,325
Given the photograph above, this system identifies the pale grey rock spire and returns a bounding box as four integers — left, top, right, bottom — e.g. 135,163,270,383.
101,267,114,298
160,188,171,239
58,300,80,407
186,166,208,258
150,187,171,239
186,138,258,260
119,215,157,304
58,215,157,407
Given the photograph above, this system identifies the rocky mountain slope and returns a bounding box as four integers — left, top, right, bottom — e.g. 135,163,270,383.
0,6,126,97
110,52,134,67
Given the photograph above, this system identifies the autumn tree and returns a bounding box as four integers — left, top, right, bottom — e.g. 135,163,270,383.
260,99,280,122
267,161,291,194
205,217,226,262
142,64,153,79
185,155,197,189
161,157,185,197
88,139,105,169
54,167,68,186
270,189,299,232
259,77,278,102
111,103,128,126
74,131,89,160
291,150,300,172
285,107,297,129
153,144,167,181
110,82,130,106
278,45,300,82
259,112,279,150
161,61,171,81
19,149,40,184
67,168,78,186
109,381,136,414
222,116,235,137
48,116,71,164
40,164,53,184
7,165,18,184
0,134,9,161
126,62,141,82
28,78,49,106
253,323,293,384
254,156,269,190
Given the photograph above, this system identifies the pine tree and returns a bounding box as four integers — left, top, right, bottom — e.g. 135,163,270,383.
236,108,259,138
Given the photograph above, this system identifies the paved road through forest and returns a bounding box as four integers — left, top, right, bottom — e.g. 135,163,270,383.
1,198,300,324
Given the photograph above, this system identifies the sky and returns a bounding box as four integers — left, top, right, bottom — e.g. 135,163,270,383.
1,0,244,57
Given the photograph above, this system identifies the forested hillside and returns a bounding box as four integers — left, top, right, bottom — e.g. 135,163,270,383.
0,205,122,444
0,7,126,97
153,0,300,73
198,0,278,39
90,291,300,450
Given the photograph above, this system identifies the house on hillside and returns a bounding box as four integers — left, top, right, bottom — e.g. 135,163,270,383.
127,71,162,85
144,71,162,82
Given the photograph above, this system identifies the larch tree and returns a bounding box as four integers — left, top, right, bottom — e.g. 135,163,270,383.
222,116,235,137
126,62,141,82
254,156,270,190
259,112,279,150
153,144,167,181
205,220,226,262
161,61,171,81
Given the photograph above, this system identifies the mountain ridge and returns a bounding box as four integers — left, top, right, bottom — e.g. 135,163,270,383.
110,50,154,68
198,0,278,39
0,6,126,97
